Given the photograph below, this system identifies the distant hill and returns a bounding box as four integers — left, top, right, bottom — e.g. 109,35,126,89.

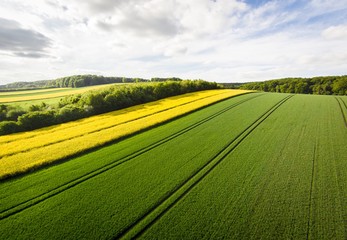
239,76,347,95
0,80,55,91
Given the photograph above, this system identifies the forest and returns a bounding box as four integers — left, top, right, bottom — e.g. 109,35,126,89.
240,76,347,95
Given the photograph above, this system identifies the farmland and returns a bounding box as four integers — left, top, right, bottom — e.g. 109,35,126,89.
0,92,346,239
0,89,248,179
0,80,222,135
0,84,117,103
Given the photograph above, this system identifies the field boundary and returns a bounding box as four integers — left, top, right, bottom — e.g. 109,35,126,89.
306,139,318,240
335,97,347,128
0,93,263,220
1,91,226,157
0,91,254,180
1,90,229,146
116,95,294,239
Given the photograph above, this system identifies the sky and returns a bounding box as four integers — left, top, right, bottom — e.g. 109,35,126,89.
0,0,347,84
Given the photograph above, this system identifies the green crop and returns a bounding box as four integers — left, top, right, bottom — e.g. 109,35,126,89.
0,93,346,240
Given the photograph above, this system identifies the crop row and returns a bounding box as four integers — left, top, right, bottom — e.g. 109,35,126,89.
0,93,284,239
0,89,232,145
2,94,344,239
139,95,347,239
0,92,262,219
0,89,248,179
118,95,293,239
0,93,260,214
0,89,226,143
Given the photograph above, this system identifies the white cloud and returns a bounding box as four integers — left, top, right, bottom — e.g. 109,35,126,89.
309,0,347,12
322,24,347,40
0,0,346,84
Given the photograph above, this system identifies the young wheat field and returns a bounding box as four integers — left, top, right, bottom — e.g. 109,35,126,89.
0,92,346,239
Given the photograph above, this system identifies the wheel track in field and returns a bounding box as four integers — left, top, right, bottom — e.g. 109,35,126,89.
115,94,294,240
333,97,347,238
340,97,347,108
306,138,318,240
0,91,234,157
0,93,264,220
335,97,347,128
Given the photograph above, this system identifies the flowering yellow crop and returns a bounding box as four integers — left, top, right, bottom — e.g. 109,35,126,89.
0,89,250,179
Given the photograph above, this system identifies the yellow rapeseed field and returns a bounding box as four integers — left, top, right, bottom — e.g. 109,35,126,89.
0,89,250,179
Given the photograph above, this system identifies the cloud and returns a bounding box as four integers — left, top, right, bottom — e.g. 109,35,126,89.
0,0,347,84
92,0,179,38
309,0,347,11
129,54,168,62
67,0,247,38
46,0,68,12
117,15,178,37
96,20,115,32
0,18,51,58
322,24,347,40
163,45,187,57
14,52,50,58
43,18,71,30
77,0,135,14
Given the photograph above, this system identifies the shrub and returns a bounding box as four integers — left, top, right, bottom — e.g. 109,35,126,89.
6,109,26,121
57,105,86,122
18,111,56,130
0,121,21,135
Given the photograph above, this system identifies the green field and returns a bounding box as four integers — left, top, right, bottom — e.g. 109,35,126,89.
0,84,119,104
0,93,346,239
4,97,63,110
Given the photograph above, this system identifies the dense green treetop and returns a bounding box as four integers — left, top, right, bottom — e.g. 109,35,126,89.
239,76,347,95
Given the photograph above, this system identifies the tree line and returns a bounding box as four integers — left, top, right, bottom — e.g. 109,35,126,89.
239,76,347,95
0,80,220,135
0,75,184,91
52,75,149,88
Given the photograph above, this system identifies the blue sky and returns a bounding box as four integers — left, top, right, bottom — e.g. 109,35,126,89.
244,0,270,7
0,0,346,84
